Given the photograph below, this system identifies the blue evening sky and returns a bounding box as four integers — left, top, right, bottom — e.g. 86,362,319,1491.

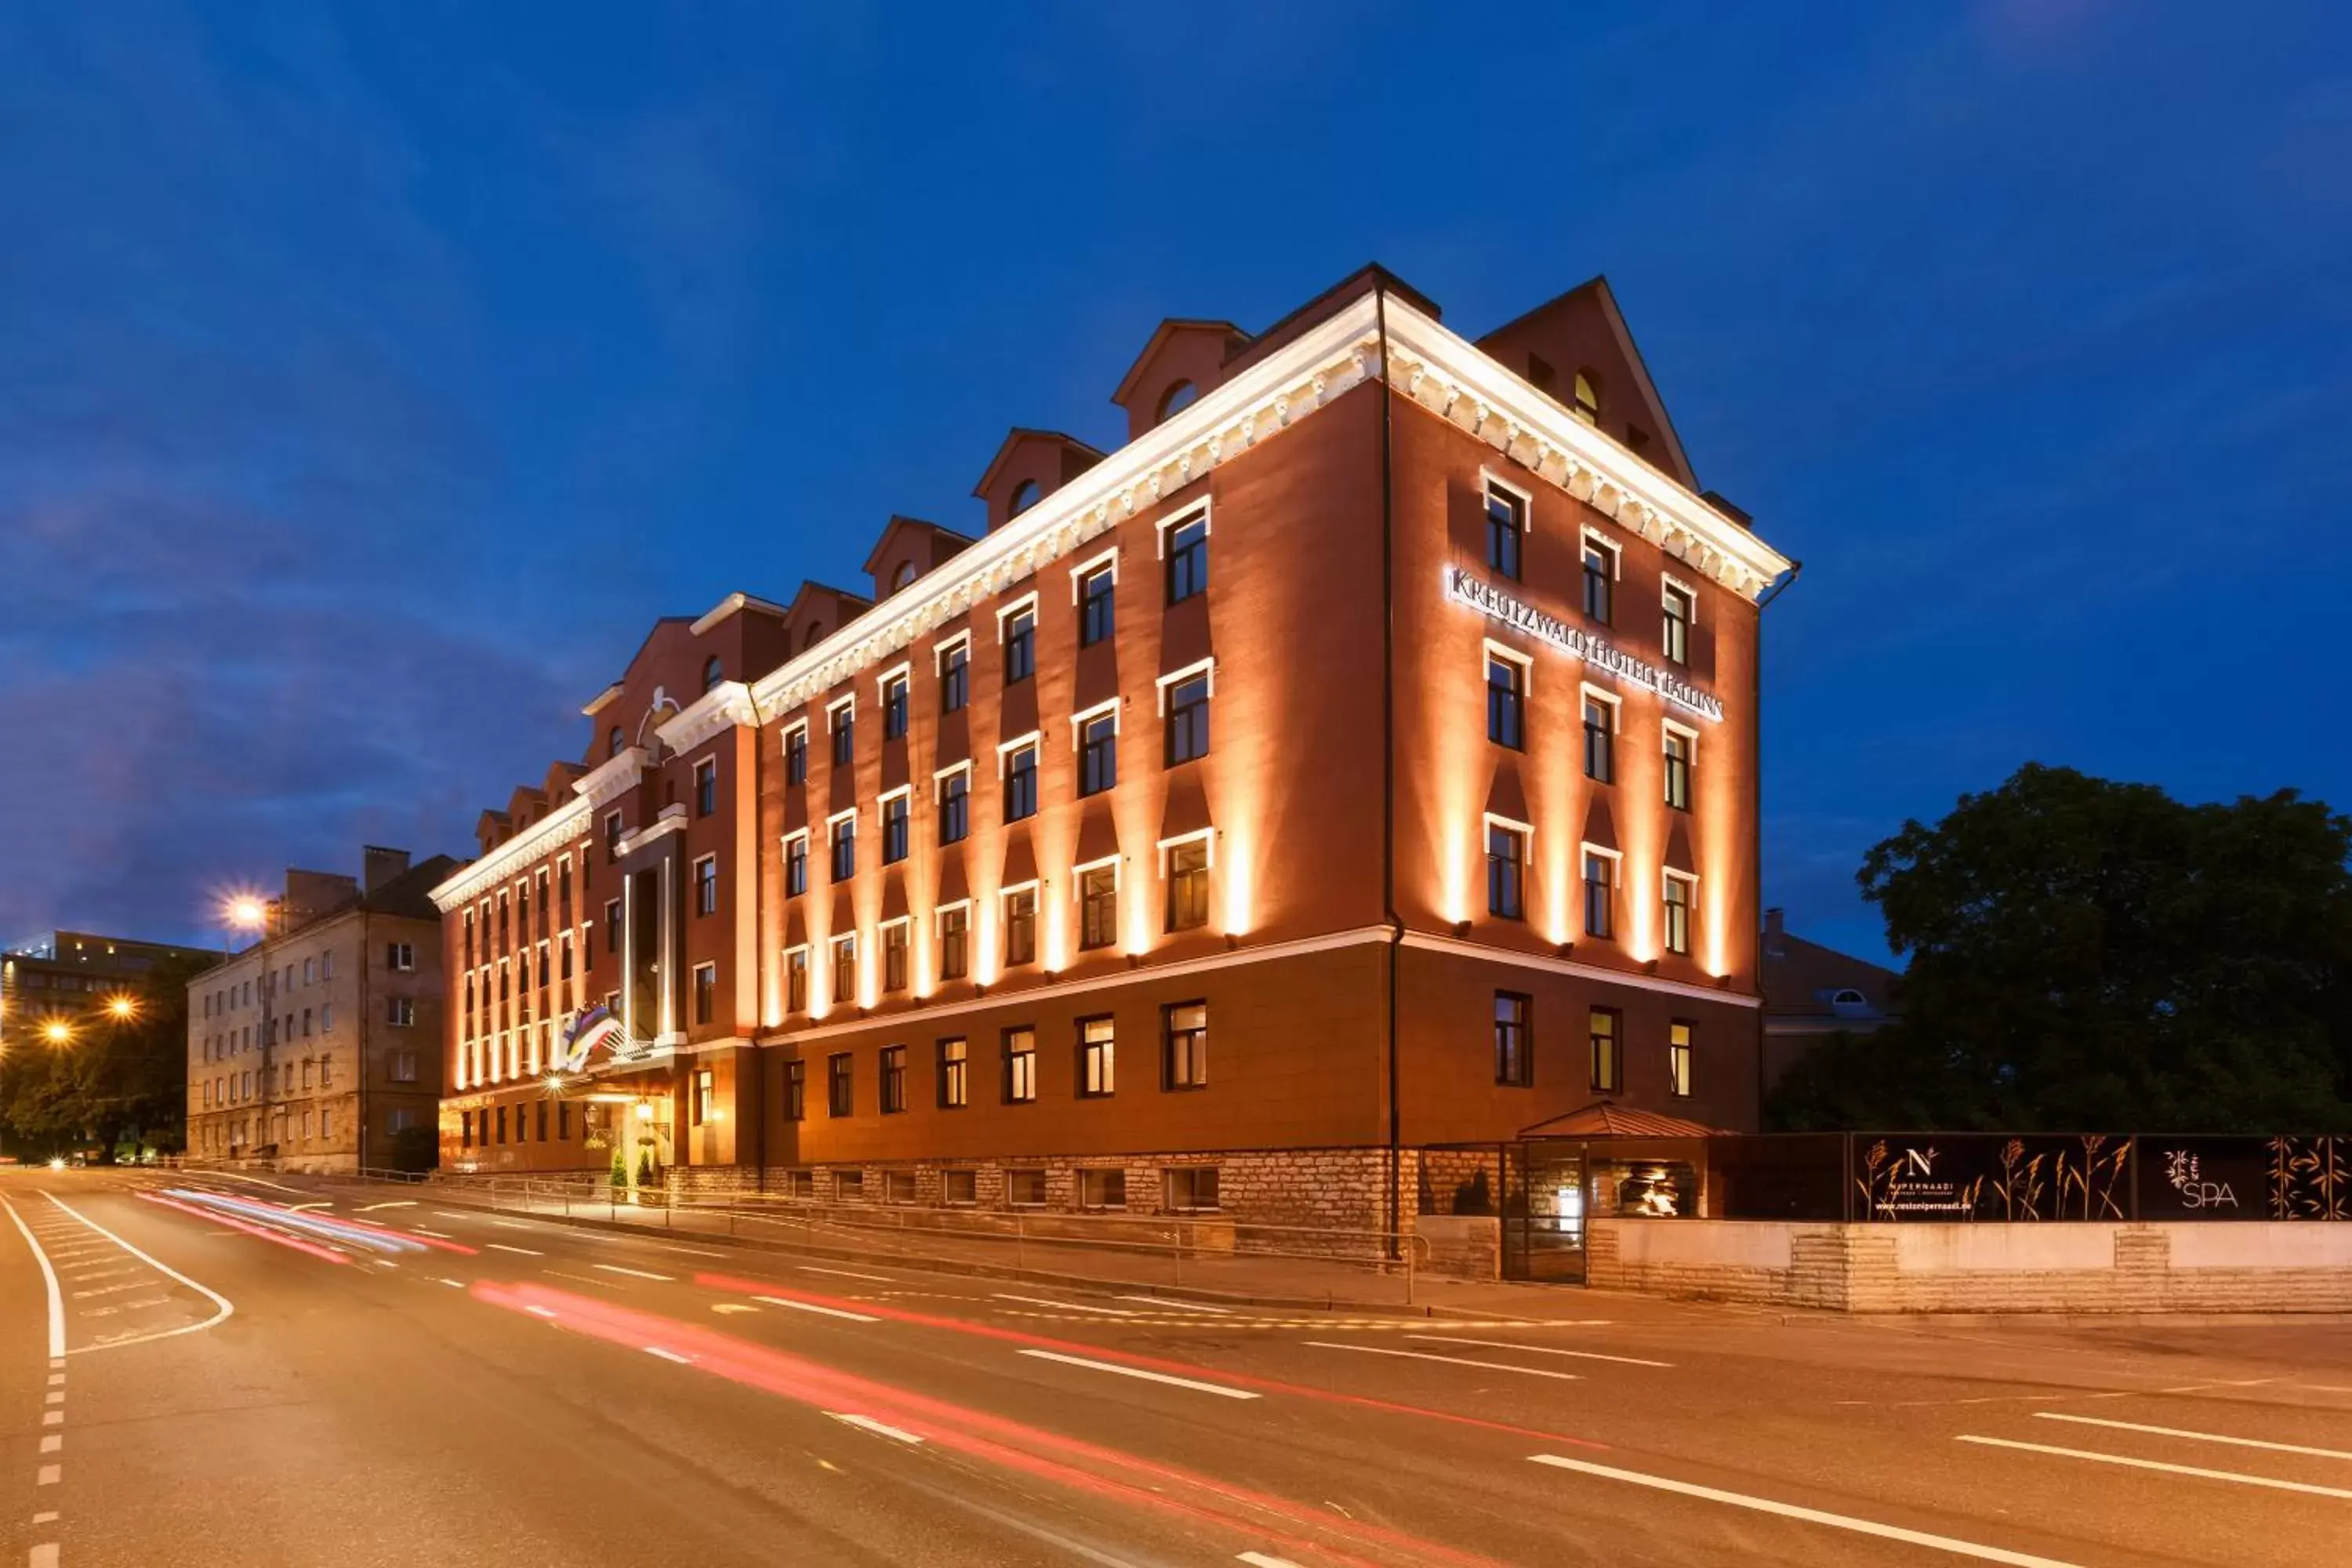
3,1,2346,959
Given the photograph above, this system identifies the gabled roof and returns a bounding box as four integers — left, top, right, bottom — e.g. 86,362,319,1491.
1477,274,1698,491
690,591,790,637
785,579,874,617
1519,1100,1725,1138
970,428,1107,502
1109,318,1249,407
862,514,977,575
1224,263,1442,379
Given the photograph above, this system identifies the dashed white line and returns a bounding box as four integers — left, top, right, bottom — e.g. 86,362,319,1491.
643,1346,695,1365
1406,1334,1672,1369
1017,1349,1259,1400
2,1200,65,1359
2031,1410,2352,1461
485,1243,544,1256
1116,1295,1232,1315
36,1465,59,1486
435,1278,467,1290
411,1228,455,1239
39,1437,60,1454
42,1192,234,1354
1238,1555,1305,1568
525,1305,559,1319
358,1201,416,1211
1530,1454,2083,1567
592,1263,673,1282
1956,1434,2352,1500
31,1543,58,1568
432,1212,478,1221
800,1265,894,1283
1306,1342,1580,1381
753,1295,880,1323
829,1412,924,1444
994,1293,1138,1316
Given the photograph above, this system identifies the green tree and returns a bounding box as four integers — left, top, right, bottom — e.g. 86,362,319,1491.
1770,764,2352,1133
1,952,211,1160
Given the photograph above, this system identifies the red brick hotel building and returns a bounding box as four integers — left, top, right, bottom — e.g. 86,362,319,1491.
431,266,1792,1234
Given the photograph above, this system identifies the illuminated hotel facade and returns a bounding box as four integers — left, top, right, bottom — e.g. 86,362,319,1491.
432,266,1793,1231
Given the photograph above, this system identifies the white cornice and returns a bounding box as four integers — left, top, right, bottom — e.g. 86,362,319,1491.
691,591,788,637
574,747,648,811
657,681,757,757
580,683,623,719
430,797,592,912
1399,929,1762,1008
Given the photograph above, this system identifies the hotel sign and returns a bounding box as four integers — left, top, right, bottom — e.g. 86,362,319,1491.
1446,566,1726,723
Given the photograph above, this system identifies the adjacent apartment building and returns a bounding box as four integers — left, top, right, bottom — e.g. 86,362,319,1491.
2,931,216,1053
434,264,1793,1235
188,848,456,1173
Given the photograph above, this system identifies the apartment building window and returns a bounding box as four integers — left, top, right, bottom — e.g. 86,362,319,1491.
938,638,969,713
937,1038,968,1109
829,814,855,882
303,957,316,985
1077,1016,1116,1097
784,725,808,786
1003,1027,1037,1104
1487,821,1527,920
938,768,970,844
1166,513,1209,604
1004,886,1037,967
1166,838,1210,932
1079,1169,1127,1211
785,946,808,1013
829,703,855,768
1165,672,1210,764
1664,725,1694,811
1583,691,1617,782
390,1048,417,1083
1589,1007,1623,1092
695,758,717,817
1668,1021,1694,1098
1079,863,1117,950
387,942,415,972
1583,850,1617,940
827,1053,855,1116
376,996,411,1029
882,793,910,864
1582,533,1618,623
695,855,717,916
937,904,969,982
1006,1168,1046,1207
692,963,716,1025
1079,711,1117,796
1663,582,1694,666
880,1046,907,1114
1164,1001,1207,1090
1004,605,1036,684
882,670,909,741
1080,563,1115,647
1485,479,1526,579
1164,1167,1221,1213
831,935,857,1007
883,920,909,993
301,1007,314,1038
784,833,808,898
604,898,622,953
1486,652,1526,749
1494,992,1532,1086
1004,742,1038,822
783,1059,805,1121
1663,871,1695,957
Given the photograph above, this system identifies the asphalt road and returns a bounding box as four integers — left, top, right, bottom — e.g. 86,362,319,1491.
3,1169,2350,1568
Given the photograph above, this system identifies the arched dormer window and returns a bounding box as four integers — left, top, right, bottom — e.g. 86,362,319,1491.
608,726,624,758
702,655,724,693
802,621,825,652
1156,379,1199,422
1571,370,1601,427
1008,479,1040,517
891,561,916,593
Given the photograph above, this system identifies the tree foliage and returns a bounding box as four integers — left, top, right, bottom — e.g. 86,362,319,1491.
2,953,210,1160
1770,764,2352,1134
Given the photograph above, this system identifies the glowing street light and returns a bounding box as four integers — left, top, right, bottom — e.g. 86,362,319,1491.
40,1019,73,1046
223,895,268,932
104,995,138,1022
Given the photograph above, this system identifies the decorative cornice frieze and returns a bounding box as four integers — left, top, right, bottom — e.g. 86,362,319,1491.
573,746,648,811
429,796,593,912
657,681,757,757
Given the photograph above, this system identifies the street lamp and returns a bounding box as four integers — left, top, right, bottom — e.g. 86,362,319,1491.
41,1018,73,1047
220,891,275,1162
104,995,138,1022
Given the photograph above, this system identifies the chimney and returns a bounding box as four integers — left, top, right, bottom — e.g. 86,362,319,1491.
364,846,412,895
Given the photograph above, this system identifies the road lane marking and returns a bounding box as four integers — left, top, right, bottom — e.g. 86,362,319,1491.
543,1271,623,1290
1018,1349,1258,1400
800,1265,894,1283
485,1243,544,1256
1406,1334,1671,1368
42,1192,234,1355
829,1412,924,1444
31,1543,57,1568
2031,1411,2352,1461
36,1465,58,1486
754,1295,880,1323
39,1437,59,1454
490,1220,535,1229
1239,1555,1306,1568
411,1228,455,1239
995,1293,1138,1317
526,1305,558,1319
1116,1295,1233,1314
433,1212,478,1221
2,1199,67,1358
643,1347,695,1365
1530,1454,2082,1566
593,1264,673,1281
358,1201,416,1211
1956,1435,2352,1500
42,1414,60,1427
1307,1343,1579,1381
436,1278,467,1290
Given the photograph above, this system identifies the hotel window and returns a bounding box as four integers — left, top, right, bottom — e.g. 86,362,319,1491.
883,920,909,992
1164,1001,1207,1090
1079,863,1118,950
701,654,724,692
831,935,857,1006
1662,582,1694,666
1004,742,1038,822
882,792,910,864
1166,837,1210,932
692,962,715,1025
560,931,573,980
1583,849,1617,940
1486,822,1526,920
1583,691,1617,782
692,1068,714,1126
880,1046,907,1114
942,1169,978,1206
1166,513,1209,604
695,757,717,817
785,946,809,1013
1164,1167,1220,1213
1079,1169,1127,1211
604,811,623,862
1004,605,1036,684
1589,1007,1622,1092
1079,711,1117,796
1664,726,1694,811
1165,673,1210,765
1663,871,1695,956
938,767,970,844
605,899,622,953
1080,563,1116,647
1007,1168,1046,1207
938,637,969,713
1003,886,1037,967
1486,652,1526,750
784,833,808,898
827,1053,855,1117
829,702,855,767
695,855,717,916
937,904,969,981
784,1059,805,1121
829,814,855,882
1077,1016,1116,1097
784,725,808,786
1582,533,1618,623
1494,992,1531,1086
835,1170,864,1201
882,670,909,741
559,857,573,920
608,724,625,758
1003,1026,1037,1104
1571,369,1601,426
1668,1021,1694,1098
937,1037,968,1109
1485,479,1526,580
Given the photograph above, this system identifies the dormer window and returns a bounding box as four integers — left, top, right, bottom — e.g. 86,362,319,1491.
891,561,916,592
1008,479,1040,517
802,621,825,652
607,726,623,758
1571,370,1601,427
1156,379,1199,420
702,655,723,693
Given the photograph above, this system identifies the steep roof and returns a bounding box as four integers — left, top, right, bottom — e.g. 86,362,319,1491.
1519,1101,1726,1138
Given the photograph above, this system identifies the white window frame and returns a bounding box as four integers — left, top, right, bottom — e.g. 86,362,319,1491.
1069,546,1119,601
1070,695,1121,739
781,717,809,757
1580,681,1622,731
782,943,811,1007
1155,498,1211,559
1154,657,1216,716
1481,466,1534,527
1581,841,1623,932
692,853,718,912
1661,866,1700,955
934,757,973,799
933,630,971,674
1071,853,1123,897
996,728,1043,776
994,590,1040,642
1157,827,1216,870
874,661,912,703
1581,527,1622,579
878,782,913,808
826,691,856,731
1482,810,1534,844
1661,572,1699,620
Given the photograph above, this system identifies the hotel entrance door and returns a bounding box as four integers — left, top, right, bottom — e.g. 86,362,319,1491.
1502,1141,1588,1283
